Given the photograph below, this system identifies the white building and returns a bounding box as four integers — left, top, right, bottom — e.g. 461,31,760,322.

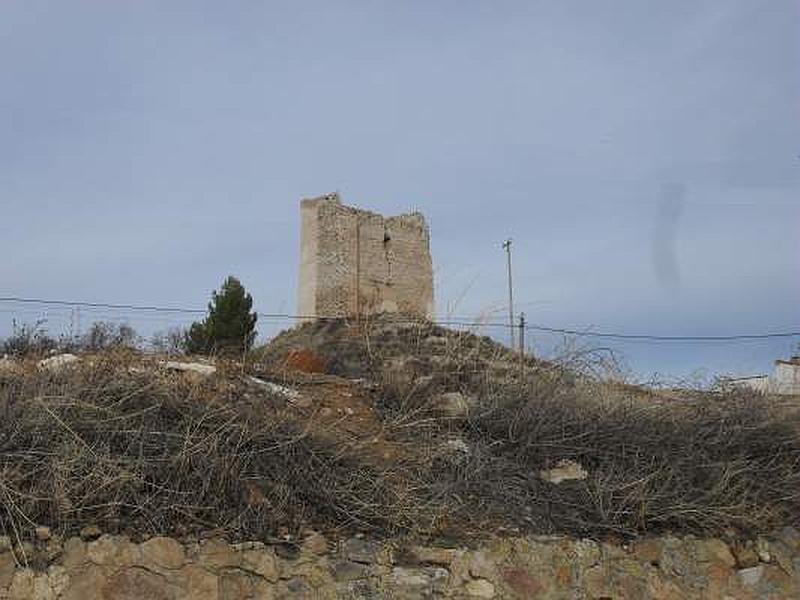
773,359,800,394
723,357,800,395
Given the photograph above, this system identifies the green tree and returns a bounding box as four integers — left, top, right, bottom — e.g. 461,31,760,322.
186,276,258,355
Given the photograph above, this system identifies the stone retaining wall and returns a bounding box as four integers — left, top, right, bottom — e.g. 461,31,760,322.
1,527,799,599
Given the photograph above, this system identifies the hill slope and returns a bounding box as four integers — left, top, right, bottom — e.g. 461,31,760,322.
0,316,798,547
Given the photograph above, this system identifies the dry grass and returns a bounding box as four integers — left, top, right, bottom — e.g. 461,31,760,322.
1,317,799,546
0,352,407,544
261,316,800,540
428,380,800,538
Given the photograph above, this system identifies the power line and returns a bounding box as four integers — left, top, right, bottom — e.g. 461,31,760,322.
0,296,206,315
0,296,485,324
1,295,799,342
523,324,800,342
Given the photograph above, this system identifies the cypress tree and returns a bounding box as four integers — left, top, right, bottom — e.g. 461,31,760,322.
186,276,258,355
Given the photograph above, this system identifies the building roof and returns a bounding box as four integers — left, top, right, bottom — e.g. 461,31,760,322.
775,357,800,366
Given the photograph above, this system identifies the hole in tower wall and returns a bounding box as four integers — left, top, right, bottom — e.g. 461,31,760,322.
383,226,393,285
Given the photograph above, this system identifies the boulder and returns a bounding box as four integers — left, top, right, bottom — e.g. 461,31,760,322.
249,377,310,407
102,567,179,600
731,541,760,569
302,531,329,556
38,354,79,372
404,545,459,566
198,538,240,570
539,459,588,484
87,535,131,566
433,392,472,418
139,536,185,570
444,438,470,454
242,549,279,582
163,361,216,376
468,551,496,580
0,552,16,589
464,578,496,598
391,566,438,589
738,565,765,586
331,560,369,582
342,538,387,565
61,539,87,569
79,525,101,541
693,538,735,567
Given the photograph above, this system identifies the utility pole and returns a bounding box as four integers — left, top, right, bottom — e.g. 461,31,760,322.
503,239,515,349
519,312,526,377
354,215,361,323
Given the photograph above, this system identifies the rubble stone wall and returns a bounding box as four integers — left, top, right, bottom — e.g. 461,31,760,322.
2,527,799,599
297,193,434,320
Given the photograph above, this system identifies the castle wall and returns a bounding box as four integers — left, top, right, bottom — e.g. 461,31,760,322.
297,194,434,320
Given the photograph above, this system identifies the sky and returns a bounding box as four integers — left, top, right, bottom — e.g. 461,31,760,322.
1,1,798,382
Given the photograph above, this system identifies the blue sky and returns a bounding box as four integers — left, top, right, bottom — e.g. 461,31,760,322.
1,1,798,382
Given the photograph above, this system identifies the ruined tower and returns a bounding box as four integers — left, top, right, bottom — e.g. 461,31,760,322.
297,193,434,320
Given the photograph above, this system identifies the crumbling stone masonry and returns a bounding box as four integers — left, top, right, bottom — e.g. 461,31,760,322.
297,193,434,320
2,529,799,598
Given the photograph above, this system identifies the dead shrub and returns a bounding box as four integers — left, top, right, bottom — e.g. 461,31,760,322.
2,315,799,545
0,362,407,543
381,368,800,539
255,316,800,540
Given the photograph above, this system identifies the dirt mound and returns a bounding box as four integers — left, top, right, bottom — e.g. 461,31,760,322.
256,314,553,394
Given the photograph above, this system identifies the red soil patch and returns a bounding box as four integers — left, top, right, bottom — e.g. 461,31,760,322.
284,349,327,374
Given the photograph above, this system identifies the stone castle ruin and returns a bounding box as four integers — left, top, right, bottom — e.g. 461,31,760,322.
297,193,434,320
